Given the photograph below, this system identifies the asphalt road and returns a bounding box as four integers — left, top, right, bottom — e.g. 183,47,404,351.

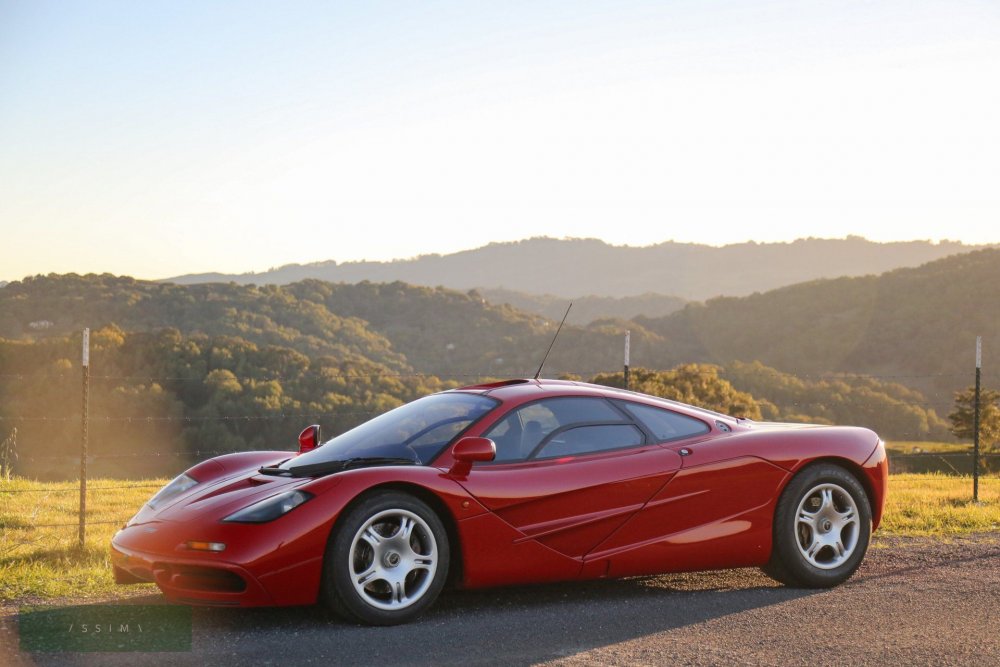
3,533,998,666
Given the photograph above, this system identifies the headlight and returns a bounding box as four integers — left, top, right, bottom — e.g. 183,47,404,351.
146,473,198,509
223,490,313,523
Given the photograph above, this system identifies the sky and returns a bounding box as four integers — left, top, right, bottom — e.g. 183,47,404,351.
1,0,999,281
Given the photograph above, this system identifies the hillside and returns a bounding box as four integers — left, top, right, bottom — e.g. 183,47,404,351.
278,281,667,377
0,275,661,379
0,326,451,479
0,276,675,477
8,249,997,401
638,248,1000,401
0,270,965,479
0,274,409,371
164,236,986,300
479,289,687,325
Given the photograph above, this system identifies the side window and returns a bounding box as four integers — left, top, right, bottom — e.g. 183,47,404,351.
484,397,624,462
537,424,644,459
510,403,556,460
621,402,710,442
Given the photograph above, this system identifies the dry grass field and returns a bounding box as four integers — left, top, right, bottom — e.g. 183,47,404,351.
2,473,998,602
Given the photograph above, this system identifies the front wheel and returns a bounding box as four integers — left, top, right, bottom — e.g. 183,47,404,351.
323,491,449,625
763,463,871,588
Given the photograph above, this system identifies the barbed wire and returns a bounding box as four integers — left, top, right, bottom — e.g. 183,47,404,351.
0,410,385,423
2,520,126,527
0,371,510,382
5,447,995,464
1,359,996,555
0,365,996,484
0,484,164,494
15,450,247,462
0,397,969,423
1,368,996,383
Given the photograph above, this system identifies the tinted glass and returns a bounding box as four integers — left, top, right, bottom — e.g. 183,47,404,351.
283,393,497,469
622,402,710,441
485,397,624,461
537,424,644,459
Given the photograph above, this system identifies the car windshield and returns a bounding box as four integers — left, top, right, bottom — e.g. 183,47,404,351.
281,392,498,470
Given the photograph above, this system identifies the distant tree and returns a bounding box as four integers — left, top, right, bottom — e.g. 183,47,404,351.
592,365,762,419
948,386,1000,451
722,360,953,440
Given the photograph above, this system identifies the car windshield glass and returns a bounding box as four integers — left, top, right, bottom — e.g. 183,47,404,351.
281,393,498,469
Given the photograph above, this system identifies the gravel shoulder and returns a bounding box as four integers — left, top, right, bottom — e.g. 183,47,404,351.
2,533,998,666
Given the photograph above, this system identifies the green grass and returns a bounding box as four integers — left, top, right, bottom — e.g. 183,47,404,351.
2,473,999,603
0,477,167,602
880,474,1000,535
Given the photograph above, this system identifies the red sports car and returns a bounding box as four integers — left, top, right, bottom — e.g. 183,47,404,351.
112,379,888,625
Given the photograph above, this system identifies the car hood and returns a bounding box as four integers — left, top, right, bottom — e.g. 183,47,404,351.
128,468,307,526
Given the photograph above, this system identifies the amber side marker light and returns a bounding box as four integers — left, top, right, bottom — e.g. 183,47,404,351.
185,541,226,552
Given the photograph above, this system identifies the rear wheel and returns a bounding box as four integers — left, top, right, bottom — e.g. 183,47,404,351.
323,491,449,625
763,463,871,588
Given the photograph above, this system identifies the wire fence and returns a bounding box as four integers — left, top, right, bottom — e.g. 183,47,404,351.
890,452,1000,476
0,367,994,467
1,361,997,557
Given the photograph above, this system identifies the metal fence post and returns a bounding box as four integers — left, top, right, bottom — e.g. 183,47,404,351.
973,336,981,502
79,328,89,548
624,330,631,390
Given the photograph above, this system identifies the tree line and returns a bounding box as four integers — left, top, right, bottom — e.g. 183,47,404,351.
2,272,995,479
1,328,978,480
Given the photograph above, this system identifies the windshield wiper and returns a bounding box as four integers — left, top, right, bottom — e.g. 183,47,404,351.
257,458,295,476
266,456,418,478
341,456,418,470
258,465,292,476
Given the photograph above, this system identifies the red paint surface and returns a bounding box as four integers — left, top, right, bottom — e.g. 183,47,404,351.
112,379,888,607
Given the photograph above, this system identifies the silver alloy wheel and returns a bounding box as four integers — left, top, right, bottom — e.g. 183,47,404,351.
795,483,860,569
348,508,438,611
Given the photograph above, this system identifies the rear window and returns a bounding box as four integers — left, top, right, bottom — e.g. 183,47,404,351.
619,402,709,442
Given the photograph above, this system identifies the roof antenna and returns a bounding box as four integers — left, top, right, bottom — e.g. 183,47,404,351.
534,303,572,380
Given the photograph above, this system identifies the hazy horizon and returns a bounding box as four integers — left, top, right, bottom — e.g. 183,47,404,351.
0,234,990,284
160,233,987,278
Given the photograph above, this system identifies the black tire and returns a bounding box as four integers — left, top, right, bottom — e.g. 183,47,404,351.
322,491,449,625
763,463,871,588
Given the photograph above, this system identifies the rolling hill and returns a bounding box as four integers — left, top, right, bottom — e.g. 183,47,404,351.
0,274,656,379
8,247,998,402
478,289,687,325
637,248,1000,402
165,236,986,301
0,274,409,371
3,261,980,480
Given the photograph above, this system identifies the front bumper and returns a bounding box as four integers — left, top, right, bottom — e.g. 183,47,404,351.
110,513,330,607
862,442,889,530
111,540,277,607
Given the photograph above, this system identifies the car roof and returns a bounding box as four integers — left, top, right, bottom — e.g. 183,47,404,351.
453,378,736,422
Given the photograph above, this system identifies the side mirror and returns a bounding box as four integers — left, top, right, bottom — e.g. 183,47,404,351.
448,436,496,477
298,424,321,455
